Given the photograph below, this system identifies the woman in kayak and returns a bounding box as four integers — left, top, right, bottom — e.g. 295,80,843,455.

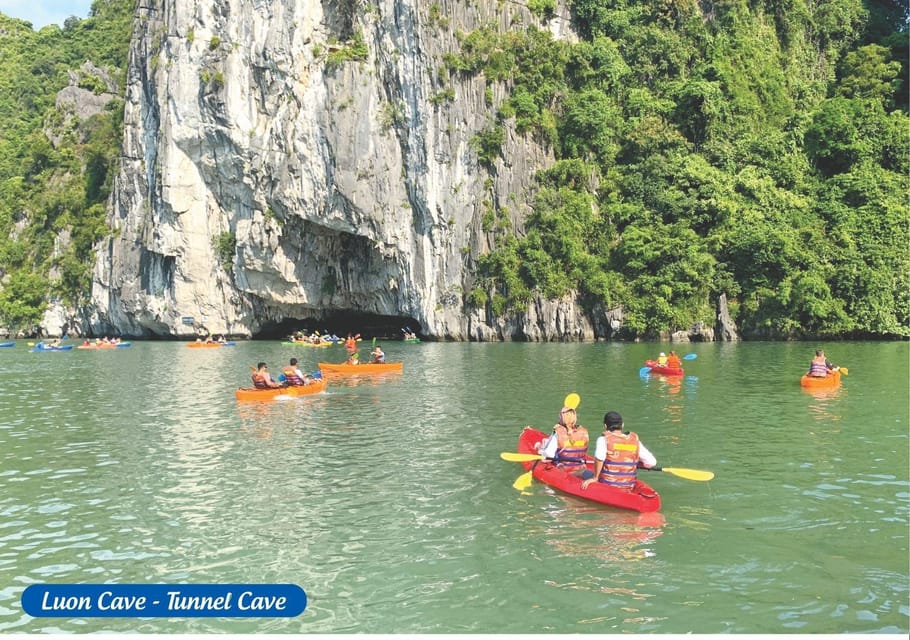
582,411,657,492
540,405,590,478
807,349,838,377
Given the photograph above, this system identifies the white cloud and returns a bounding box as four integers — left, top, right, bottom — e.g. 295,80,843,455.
0,0,94,29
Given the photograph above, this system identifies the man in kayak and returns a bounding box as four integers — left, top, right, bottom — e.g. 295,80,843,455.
581,411,657,492
540,405,591,478
666,351,682,369
251,362,283,388
370,345,385,363
808,349,838,377
282,358,312,386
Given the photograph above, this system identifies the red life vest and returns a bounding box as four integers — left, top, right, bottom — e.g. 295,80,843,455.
554,425,589,468
597,431,640,490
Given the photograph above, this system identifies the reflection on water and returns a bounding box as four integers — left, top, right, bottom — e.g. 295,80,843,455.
529,497,666,563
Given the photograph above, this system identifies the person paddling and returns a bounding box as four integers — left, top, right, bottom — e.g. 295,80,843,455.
540,404,590,478
807,349,838,378
251,362,283,388
582,411,656,492
282,358,311,386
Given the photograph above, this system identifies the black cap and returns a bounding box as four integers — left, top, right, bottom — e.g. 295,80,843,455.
604,411,623,429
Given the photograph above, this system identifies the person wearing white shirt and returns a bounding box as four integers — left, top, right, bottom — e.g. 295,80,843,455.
582,411,656,491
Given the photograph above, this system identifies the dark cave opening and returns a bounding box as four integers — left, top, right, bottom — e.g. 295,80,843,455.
256,313,422,341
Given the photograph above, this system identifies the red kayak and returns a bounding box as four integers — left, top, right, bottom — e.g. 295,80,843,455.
644,360,684,376
517,427,661,513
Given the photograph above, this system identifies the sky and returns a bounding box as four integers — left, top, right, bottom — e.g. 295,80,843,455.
0,0,94,29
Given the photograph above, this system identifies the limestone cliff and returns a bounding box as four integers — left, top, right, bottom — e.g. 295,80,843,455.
89,0,598,340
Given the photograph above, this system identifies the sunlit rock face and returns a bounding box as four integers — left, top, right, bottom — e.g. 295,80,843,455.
87,0,607,340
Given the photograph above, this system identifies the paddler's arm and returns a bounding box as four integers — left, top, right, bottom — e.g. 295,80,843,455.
638,441,657,469
582,457,603,489
540,432,559,462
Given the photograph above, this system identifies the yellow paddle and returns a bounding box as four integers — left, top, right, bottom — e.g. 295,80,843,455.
501,452,544,462
510,393,580,491
502,452,714,482
642,466,715,482
839,366,848,376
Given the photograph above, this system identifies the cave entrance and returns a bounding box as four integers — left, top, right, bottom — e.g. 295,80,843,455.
257,313,421,341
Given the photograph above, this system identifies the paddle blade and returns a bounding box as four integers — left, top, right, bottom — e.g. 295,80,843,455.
564,393,581,409
639,366,652,377
500,452,543,462
512,471,534,491
683,353,698,360
839,367,848,376
661,467,714,481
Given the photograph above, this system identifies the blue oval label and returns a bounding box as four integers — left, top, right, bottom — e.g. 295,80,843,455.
21,584,307,618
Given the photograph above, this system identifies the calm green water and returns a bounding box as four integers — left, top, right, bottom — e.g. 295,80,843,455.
0,340,907,633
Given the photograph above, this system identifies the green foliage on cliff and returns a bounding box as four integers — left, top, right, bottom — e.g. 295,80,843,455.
0,0,906,341
0,0,133,331
459,0,908,339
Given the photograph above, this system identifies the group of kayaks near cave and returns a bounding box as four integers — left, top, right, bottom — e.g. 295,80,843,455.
4,338,847,513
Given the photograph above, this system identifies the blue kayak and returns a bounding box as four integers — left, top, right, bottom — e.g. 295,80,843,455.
30,343,74,352
0,341,14,348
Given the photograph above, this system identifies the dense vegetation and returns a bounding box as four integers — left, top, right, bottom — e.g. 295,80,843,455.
456,0,909,339
0,0,133,331
0,0,906,340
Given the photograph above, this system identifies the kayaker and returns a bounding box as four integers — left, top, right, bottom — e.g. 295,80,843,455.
282,358,311,386
540,405,591,478
666,351,682,369
370,345,385,363
344,334,358,354
251,362,283,388
656,352,668,366
582,411,656,492
345,351,360,365
808,349,837,377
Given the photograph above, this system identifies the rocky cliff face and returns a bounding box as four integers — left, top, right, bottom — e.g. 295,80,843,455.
88,0,602,340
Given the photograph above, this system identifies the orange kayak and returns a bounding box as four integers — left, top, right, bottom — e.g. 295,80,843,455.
318,362,403,375
800,370,841,388
187,341,235,348
235,378,327,401
77,342,132,349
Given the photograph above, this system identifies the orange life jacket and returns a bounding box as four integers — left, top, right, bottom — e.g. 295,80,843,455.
667,355,682,369
597,431,640,490
283,366,304,385
553,425,589,468
251,372,269,389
